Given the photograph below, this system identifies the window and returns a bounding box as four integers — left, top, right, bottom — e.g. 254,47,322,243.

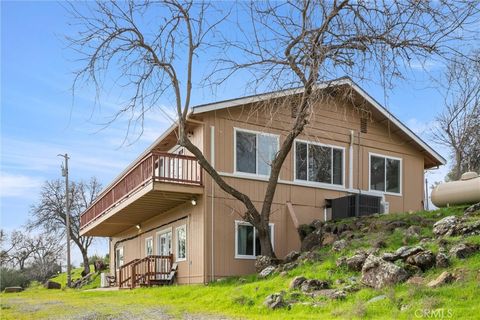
235,129,278,176
145,237,153,256
370,154,401,194
295,141,343,185
115,247,124,269
176,225,187,261
235,221,274,259
157,228,172,256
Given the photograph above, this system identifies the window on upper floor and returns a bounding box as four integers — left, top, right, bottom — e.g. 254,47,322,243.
235,129,279,176
369,154,401,194
295,141,344,185
235,221,274,259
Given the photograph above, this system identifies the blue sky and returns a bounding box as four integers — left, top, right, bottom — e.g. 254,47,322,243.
1,2,455,264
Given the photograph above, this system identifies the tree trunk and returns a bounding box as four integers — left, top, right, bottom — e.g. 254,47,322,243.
81,248,90,275
256,221,275,258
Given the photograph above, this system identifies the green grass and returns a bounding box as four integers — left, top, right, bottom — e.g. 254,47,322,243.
1,207,479,319
48,264,101,290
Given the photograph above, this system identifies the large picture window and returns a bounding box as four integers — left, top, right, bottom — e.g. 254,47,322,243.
295,141,344,185
176,225,187,262
370,154,401,194
235,221,274,259
235,129,278,176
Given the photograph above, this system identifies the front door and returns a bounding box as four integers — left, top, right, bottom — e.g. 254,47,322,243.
157,230,172,279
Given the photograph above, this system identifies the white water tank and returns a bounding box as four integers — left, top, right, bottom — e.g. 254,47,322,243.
431,172,480,207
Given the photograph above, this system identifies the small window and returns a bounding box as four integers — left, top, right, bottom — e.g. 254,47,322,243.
370,154,401,194
145,237,153,256
295,141,343,185
235,129,278,176
235,221,274,259
115,247,124,269
176,225,187,261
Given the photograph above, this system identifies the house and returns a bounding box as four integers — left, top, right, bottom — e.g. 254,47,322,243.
79,78,445,287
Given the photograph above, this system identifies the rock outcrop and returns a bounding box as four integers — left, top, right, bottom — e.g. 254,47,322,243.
361,255,409,289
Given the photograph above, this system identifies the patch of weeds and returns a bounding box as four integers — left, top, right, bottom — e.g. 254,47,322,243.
0,303,11,310
232,295,255,306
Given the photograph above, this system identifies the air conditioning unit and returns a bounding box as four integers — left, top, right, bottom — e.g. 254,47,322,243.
381,201,390,214
329,194,382,220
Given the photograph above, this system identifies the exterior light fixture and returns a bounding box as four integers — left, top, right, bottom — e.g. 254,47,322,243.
191,198,197,206
135,224,141,230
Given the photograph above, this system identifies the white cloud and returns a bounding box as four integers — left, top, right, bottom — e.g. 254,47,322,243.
0,172,43,198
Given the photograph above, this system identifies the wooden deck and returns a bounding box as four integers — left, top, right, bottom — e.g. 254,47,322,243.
79,152,203,236
118,255,176,289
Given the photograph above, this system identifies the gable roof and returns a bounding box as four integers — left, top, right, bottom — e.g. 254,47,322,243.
192,77,446,166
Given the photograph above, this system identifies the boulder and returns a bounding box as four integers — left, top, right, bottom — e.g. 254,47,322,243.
284,251,300,264
259,266,276,278
449,243,479,259
322,233,338,246
406,276,424,286
255,255,279,273
405,250,436,271
464,202,480,216
44,280,61,289
263,292,287,309
289,276,306,290
381,246,424,262
427,272,455,288
310,289,346,300
361,254,409,289
403,264,422,276
300,230,323,252
405,225,421,238
3,286,23,293
345,251,368,272
336,257,347,268
332,239,348,252
435,253,450,268
311,219,324,230
279,261,299,272
433,216,460,237
386,220,408,231
300,279,330,292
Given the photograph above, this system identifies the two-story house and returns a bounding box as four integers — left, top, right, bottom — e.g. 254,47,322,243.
79,78,445,287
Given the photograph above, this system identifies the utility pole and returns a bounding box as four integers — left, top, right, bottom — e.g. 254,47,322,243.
58,153,71,288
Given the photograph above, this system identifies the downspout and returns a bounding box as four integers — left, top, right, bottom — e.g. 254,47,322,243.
210,125,215,282
349,130,354,190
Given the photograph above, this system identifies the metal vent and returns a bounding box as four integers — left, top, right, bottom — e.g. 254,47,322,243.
360,117,368,133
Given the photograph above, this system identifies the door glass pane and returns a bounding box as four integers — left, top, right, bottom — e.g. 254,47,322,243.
146,239,153,256
237,224,254,256
258,134,277,175
236,131,256,174
309,144,331,183
386,158,400,193
295,142,308,180
370,156,385,191
332,149,343,185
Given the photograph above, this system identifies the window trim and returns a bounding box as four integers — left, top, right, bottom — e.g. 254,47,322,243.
145,237,153,257
155,227,173,256
175,224,187,262
368,152,403,196
115,246,124,270
293,139,346,187
233,127,280,178
234,220,275,260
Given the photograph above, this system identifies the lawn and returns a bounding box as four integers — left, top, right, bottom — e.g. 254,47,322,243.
1,207,479,319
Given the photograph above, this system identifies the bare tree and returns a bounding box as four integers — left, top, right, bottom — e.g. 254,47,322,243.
69,1,479,258
29,177,102,275
433,50,480,181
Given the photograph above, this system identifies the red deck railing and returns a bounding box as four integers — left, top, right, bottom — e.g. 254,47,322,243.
80,152,202,229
